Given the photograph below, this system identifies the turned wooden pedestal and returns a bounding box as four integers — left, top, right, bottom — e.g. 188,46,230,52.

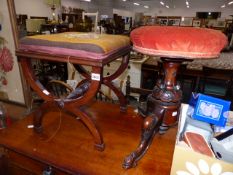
123,58,186,169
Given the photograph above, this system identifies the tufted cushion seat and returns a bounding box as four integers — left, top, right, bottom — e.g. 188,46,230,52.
130,26,227,59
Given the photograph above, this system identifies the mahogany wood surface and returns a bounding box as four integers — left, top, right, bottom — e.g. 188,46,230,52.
0,101,177,175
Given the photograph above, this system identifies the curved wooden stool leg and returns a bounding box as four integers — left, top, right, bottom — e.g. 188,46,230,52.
67,106,104,151
74,55,129,111
63,66,104,150
73,65,91,80
103,81,127,112
103,55,129,111
33,101,56,133
123,58,183,169
20,58,57,133
20,57,104,150
20,58,54,101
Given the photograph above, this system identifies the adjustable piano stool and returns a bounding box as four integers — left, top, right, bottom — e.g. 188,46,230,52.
123,26,227,168
17,32,131,151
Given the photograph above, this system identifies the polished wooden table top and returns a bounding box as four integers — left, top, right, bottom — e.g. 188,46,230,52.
0,101,177,175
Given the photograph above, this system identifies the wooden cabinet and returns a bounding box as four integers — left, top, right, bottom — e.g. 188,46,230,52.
3,150,67,175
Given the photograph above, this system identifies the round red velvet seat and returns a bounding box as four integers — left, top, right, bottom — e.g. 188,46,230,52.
130,26,227,59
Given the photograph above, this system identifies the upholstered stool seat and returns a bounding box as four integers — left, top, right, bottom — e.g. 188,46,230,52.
123,26,227,169
19,32,130,60
131,26,227,59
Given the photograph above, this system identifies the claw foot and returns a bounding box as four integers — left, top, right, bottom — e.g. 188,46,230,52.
122,152,137,169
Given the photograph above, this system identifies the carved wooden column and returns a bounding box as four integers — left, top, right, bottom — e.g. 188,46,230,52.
123,58,184,169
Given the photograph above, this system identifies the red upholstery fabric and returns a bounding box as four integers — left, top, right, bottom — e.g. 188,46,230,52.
130,26,228,59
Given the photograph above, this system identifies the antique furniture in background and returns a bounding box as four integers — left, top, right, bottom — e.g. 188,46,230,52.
62,10,83,23
82,11,98,32
180,17,193,26
140,52,233,103
123,26,227,168
125,75,152,106
40,23,69,33
200,66,233,100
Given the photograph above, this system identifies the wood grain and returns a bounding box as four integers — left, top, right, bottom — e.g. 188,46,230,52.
0,101,177,175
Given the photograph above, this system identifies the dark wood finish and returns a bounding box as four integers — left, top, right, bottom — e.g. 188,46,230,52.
0,101,177,175
74,55,130,111
103,55,129,111
30,16,48,20
19,58,104,150
46,80,73,99
17,45,130,151
0,150,8,175
123,58,184,169
0,102,27,122
8,0,131,150
141,59,198,93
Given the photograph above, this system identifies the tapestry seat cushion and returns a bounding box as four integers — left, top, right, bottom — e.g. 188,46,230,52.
19,32,130,60
130,26,228,59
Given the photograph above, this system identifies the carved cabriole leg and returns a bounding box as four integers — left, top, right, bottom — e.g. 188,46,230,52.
123,100,180,169
103,54,129,112
123,103,165,169
123,58,183,169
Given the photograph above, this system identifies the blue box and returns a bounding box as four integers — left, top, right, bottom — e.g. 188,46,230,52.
187,93,231,127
